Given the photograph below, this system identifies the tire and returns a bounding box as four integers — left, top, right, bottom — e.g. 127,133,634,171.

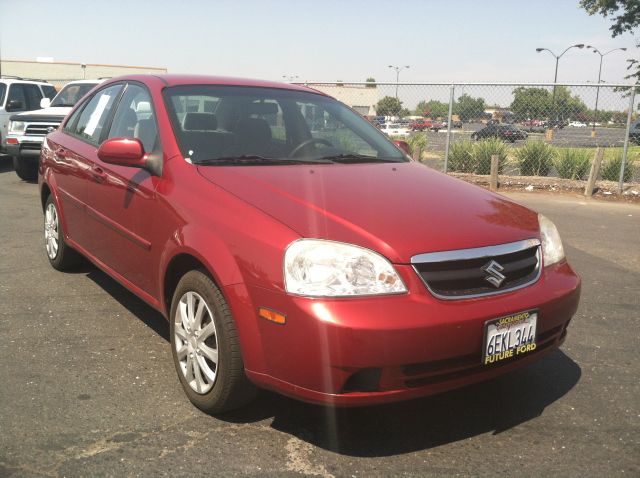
44,194,82,270
13,156,38,182
170,270,256,414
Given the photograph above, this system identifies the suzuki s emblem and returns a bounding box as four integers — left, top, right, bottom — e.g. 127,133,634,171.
482,260,506,288
46,127,56,133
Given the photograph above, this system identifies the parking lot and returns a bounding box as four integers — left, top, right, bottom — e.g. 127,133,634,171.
423,123,630,153
0,157,638,477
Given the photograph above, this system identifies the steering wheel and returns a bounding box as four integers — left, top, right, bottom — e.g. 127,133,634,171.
288,138,334,157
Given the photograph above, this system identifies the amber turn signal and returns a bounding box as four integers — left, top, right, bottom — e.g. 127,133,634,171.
258,308,286,325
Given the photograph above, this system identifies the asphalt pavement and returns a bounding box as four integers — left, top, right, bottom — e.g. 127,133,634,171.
0,157,638,477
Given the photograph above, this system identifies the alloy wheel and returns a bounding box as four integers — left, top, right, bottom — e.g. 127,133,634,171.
44,203,59,260
174,291,219,394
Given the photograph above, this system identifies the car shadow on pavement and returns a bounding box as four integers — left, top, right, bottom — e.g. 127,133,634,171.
0,155,14,174
223,349,581,457
84,267,170,341
81,262,581,457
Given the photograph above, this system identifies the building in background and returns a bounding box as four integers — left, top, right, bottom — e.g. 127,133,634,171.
305,83,379,116
1,59,167,89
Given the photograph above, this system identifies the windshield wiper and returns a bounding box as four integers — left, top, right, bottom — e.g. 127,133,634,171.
193,155,334,165
319,154,403,163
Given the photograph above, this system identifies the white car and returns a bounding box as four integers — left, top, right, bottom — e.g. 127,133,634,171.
569,121,587,128
380,123,411,137
7,79,102,180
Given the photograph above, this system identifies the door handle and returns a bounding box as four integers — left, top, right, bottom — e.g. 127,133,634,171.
91,166,107,182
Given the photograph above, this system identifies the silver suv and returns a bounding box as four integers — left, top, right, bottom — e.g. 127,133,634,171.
0,78,56,154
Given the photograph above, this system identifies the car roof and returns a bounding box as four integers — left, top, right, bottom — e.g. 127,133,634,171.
0,78,50,85
102,74,329,96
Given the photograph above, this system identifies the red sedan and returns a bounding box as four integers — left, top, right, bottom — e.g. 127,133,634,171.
39,75,580,413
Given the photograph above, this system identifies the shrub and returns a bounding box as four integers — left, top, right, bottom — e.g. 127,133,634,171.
407,134,428,161
514,141,555,176
554,149,591,180
601,154,633,182
448,140,475,172
473,138,508,174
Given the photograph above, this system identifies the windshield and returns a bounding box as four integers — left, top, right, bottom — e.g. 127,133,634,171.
163,85,407,164
51,83,98,107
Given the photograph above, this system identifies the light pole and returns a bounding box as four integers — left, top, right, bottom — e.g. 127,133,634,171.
586,46,627,135
388,65,409,100
536,44,584,120
282,74,299,83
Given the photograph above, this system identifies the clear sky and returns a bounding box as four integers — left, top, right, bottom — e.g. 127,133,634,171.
0,0,637,85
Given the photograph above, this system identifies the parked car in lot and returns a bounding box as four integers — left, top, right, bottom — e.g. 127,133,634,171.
40,74,580,413
471,124,528,142
409,118,442,131
7,79,102,180
0,77,56,154
568,121,587,128
380,123,411,137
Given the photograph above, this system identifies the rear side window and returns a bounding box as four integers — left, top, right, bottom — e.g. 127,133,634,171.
7,84,27,111
0,83,6,105
72,84,123,145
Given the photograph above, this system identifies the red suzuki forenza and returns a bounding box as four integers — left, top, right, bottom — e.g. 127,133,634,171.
39,75,581,413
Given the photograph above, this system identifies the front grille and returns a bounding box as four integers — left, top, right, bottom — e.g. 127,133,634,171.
25,124,59,136
412,239,541,299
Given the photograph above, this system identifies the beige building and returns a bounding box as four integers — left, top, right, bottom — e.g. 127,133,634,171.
304,83,379,116
1,59,167,89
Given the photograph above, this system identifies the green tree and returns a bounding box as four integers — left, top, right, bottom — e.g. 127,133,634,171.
365,77,376,88
454,94,486,121
579,0,640,86
376,96,403,116
399,107,412,117
415,100,449,118
510,87,552,120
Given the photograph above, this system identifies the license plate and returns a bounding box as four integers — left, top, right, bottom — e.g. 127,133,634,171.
482,310,537,365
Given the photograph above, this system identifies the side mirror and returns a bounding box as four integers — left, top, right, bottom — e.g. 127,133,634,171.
393,140,411,156
97,138,146,167
40,97,51,109
6,100,24,112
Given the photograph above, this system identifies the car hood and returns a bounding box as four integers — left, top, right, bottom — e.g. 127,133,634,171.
196,161,540,263
10,106,71,121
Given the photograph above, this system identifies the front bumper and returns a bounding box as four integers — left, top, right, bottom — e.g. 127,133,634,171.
232,261,581,406
6,135,43,160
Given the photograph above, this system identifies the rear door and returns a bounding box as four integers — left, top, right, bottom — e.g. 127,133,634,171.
49,84,124,248
84,82,161,295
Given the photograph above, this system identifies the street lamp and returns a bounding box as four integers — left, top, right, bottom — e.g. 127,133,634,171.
536,44,585,119
586,46,627,134
282,74,299,83
388,65,409,99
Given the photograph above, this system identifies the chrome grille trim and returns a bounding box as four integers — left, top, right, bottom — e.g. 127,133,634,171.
411,238,542,300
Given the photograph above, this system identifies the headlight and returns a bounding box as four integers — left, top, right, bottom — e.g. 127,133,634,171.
539,214,565,266
8,121,26,135
284,239,407,297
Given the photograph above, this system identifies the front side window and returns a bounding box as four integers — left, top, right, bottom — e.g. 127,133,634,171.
72,84,123,145
24,84,43,110
42,85,57,100
107,83,159,153
51,83,98,107
163,85,406,164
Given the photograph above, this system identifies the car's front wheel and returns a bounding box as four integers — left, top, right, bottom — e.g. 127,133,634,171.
44,195,81,270
13,156,38,182
170,270,256,414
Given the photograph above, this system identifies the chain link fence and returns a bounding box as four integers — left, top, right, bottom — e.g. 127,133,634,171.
299,81,639,191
